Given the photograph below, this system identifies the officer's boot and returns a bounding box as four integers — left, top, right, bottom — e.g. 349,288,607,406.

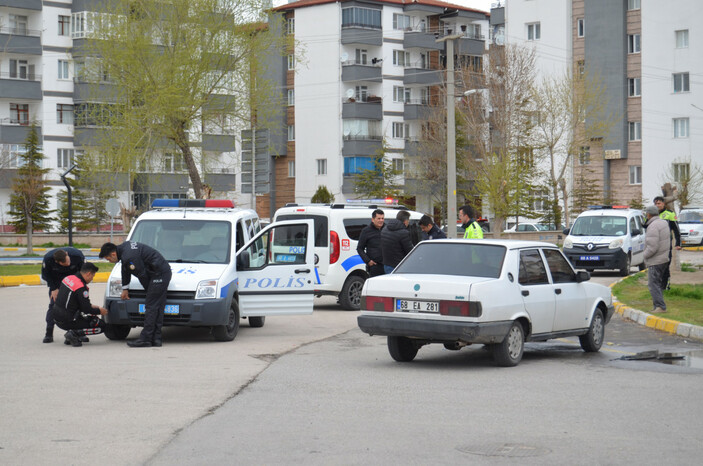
43,327,53,343
64,330,83,347
152,329,162,347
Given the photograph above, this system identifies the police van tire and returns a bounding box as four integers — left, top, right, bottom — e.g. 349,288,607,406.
619,253,631,276
340,275,365,310
248,316,265,328
214,301,240,341
104,324,131,340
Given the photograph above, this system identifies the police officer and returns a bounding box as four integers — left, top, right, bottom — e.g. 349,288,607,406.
654,196,682,290
99,241,172,347
357,209,385,277
459,205,484,239
52,262,108,347
418,214,447,240
40,247,85,343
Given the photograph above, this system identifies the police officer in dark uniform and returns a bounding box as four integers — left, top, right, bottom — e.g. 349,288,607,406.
40,247,85,343
99,241,172,348
52,262,108,347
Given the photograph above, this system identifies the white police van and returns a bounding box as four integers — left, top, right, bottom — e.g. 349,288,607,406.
103,199,315,341
562,206,646,276
273,201,424,310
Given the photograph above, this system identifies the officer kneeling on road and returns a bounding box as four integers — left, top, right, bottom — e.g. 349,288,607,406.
52,262,108,347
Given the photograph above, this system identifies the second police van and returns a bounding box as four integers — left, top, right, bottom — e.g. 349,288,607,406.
102,199,315,341
273,201,424,310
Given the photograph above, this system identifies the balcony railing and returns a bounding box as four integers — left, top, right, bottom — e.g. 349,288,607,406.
0,71,41,81
343,134,383,141
0,26,41,37
343,96,383,104
342,59,382,67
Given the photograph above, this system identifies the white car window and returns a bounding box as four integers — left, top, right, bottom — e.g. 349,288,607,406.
394,243,505,278
518,249,549,285
542,249,576,283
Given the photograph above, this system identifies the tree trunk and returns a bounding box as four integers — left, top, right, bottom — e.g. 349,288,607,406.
26,215,33,255
175,124,204,199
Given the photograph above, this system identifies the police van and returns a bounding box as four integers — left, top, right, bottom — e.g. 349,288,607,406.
273,201,424,310
102,199,315,341
562,206,646,276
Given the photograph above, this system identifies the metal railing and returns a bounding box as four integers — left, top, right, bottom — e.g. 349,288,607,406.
0,71,41,81
343,134,383,141
341,59,382,67
0,26,41,37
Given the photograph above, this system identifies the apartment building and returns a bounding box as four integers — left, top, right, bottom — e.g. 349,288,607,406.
272,0,490,215
493,0,702,209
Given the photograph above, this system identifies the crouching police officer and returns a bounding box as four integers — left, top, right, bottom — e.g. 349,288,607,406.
99,241,172,348
52,262,108,347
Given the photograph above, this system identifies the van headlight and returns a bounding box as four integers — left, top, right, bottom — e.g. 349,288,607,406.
609,238,624,249
108,278,122,298
195,280,218,299
563,238,573,249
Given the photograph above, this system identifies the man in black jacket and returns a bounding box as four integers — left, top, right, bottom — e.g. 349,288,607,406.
100,241,172,348
52,262,108,347
357,209,385,277
418,214,446,240
40,247,85,343
381,210,414,274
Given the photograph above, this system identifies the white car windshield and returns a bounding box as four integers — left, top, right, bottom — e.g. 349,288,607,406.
570,216,627,237
394,243,506,278
679,210,703,223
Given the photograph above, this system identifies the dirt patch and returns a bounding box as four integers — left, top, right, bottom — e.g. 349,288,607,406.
671,268,703,285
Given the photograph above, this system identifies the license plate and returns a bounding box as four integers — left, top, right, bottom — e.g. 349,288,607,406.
396,299,439,313
579,255,600,261
139,304,179,315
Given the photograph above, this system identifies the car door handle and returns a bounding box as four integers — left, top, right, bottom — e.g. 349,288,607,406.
521,290,529,297
555,288,562,295
294,268,310,274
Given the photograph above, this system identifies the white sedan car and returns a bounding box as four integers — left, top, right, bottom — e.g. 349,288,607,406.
357,239,614,367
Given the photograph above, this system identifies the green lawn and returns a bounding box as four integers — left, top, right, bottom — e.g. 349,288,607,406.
0,262,115,276
612,272,703,326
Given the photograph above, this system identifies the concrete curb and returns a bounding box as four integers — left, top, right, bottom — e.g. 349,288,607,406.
0,272,110,288
609,274,703,341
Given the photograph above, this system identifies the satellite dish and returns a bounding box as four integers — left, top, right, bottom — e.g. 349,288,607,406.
346,88,355,99
495,33,505,46
341,52,349,62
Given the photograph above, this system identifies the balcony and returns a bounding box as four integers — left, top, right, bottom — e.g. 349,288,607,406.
403,30,443,50
457,35,485,56
342,135,383,156
73,81,120,103
341,27,382,46
404,139,422,157
0,0,42,9
342,99,383,120
202,134,235,152
403,67,442,86
404,100,432,120
0,74,42,100
342,60,382,83
0,122,42,144
0,27,42,55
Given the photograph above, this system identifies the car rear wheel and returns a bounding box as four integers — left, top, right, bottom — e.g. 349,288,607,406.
104,324,131,340
619,253,631,276
579,309,604,352
248,316,265,328
387,336,418,362
339,275,365,310
492,321,524,367
213,300,240,341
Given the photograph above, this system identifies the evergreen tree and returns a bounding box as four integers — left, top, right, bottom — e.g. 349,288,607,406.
571,164,602,216
353,143,403,200
310,185,335,204
8,124,53,253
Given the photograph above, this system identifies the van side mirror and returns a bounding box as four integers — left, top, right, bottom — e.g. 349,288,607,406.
237,250,250,269
631,229,641,237
575,270,590,282
563,228,570,235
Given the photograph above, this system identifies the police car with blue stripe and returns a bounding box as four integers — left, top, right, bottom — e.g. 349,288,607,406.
273,201,423,310
103,199,315,341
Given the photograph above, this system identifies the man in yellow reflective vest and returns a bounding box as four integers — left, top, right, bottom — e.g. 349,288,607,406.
459,205,484,239
653,196,681,290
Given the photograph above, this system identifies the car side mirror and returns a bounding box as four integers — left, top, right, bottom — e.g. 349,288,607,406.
563,228,570,235
576,270,590,282
631,229,641,237
237,250,250,269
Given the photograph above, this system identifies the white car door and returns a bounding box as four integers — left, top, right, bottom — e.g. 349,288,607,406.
236,219,315,316
542,248,587,331
517,249,556,335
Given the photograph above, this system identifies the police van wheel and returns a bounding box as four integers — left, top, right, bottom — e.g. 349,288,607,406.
340,275,365,310
104,324,131,340
214,301,240,341
248,316,265,328
619,254,631,277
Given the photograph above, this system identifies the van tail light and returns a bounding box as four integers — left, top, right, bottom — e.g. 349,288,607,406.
439,300,482,317
330,230,340,264
361,295,394,312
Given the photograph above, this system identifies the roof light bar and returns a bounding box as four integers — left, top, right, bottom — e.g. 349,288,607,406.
151,199,235,209
346,198,399,205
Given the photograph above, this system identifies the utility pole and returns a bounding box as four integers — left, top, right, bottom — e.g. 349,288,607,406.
61,164,77,246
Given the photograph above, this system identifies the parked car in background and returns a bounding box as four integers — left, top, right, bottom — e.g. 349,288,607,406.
503,223,565,233
357,239,614,367
679,207,703,246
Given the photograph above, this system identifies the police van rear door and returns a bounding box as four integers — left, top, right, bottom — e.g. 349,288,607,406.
236,219,314,316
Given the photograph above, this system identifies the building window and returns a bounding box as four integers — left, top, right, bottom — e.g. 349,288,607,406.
629,166,642,185
392,158,405,173
287,125,295,141
530,189,548,211
71,11,97,39
393,86,410,103
628,34,641,54
577,18,584,38
392,122,409,139
9,15,28,35
57,149,75,169
343,156,375,175
673,163,690,183
393,50,410,67
578,146,590,165
393,13,411,31
628,77,641,97
673,118,689,138
58,15,71,36
288,160,295,178
627,0,641,10
527,22,541,41
675,30,689,48
287,18,295,35
316,158,327,175
628,121,641,141
341,7,381,29
355,85,368,102
673,72,690,93
163,152,185,173
287,89,294,106
1,144,27,168
56,104,74,124
355,48,367,65
10,103,29,125
9,59,30,79
287,55,295,70
58,60,70,80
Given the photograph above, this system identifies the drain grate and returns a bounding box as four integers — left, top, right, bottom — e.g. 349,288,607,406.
457,443,550,458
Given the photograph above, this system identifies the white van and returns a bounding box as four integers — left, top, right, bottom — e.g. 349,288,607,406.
273,202,424,310
103,199,315,341
679,206,703,246
562,206,646,276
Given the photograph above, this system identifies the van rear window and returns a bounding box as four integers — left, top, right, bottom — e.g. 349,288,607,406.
276,214,328,247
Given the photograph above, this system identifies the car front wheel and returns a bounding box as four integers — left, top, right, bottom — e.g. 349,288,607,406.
492,321,524,367
248,316,265,328
387,336,418,362
104,324,131,340
579,309,604,352
619,253,631,276
213,300,240,341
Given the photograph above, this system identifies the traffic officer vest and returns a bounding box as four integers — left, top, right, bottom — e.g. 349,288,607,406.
659,210,676,222
463,221,484,239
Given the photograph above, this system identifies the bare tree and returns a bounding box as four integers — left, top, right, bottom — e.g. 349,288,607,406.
660,158,703,210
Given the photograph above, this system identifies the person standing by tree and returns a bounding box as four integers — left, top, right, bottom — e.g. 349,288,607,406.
643,205,670,313
357,209,386,277
653,196,681,290
459,205,484,239
40,248,85,343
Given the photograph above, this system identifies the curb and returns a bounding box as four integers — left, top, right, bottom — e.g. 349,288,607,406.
609,275,703,341
0,272,110,288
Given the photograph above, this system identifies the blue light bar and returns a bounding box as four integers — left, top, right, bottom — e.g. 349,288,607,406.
152,199,180,208
151,199,235,209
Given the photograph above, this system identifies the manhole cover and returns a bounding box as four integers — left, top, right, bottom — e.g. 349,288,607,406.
457,443,550,457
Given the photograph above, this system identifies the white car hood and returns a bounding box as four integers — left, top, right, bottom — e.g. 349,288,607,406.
364,273,494,301
111,263,227,291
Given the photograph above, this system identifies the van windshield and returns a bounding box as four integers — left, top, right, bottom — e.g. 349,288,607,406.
570,216,628,237
679,210,703,223
130,220,232,264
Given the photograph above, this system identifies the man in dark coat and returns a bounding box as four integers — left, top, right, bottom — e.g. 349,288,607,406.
381,210,414,274
100,241,172,347
40,247,85,343
357,209,385,277
418,214,447,240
